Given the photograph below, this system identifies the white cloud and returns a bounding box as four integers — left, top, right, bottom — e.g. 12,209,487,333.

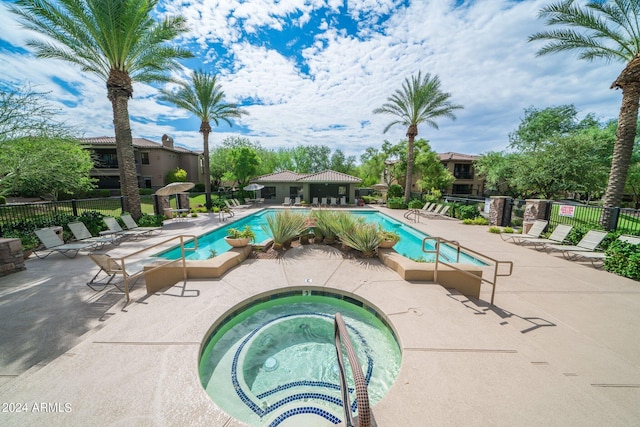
0,0,625,160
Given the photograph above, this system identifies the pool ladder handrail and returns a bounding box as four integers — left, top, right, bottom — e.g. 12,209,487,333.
422,236,513,306
334,312,376,427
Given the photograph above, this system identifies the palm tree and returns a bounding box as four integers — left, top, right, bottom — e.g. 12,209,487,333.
373,72,463,203
529,0,640,226
159,71,248,209
10,0,192,219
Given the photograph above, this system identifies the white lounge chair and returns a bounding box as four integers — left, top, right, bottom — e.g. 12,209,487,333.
545,229,608,258
103,217,149,239
520,224,573,250
68,221,122,249
330,197,337,207
120,214,162,235
33,227,96,259
294,196,301,206
321,197,328,207
232,198,252,208
567,235,640,267
340,196,348,207
311,197,319,207
502,220,548,244
283,197,292,206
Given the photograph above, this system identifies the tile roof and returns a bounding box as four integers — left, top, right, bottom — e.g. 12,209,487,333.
253,169,361,183
438,152,480,161
80,136,199,154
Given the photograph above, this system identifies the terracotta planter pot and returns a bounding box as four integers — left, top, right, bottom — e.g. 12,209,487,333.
224,237,251,247
378,240,397,249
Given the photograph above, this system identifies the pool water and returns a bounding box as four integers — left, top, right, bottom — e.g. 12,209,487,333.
157,208,485,265
199,293,401,427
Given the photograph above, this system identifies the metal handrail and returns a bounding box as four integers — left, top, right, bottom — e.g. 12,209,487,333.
334,312,374,427
422,237,513,305
114,235,198,304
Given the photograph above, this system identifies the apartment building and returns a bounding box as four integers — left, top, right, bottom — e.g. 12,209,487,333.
82,134,203,191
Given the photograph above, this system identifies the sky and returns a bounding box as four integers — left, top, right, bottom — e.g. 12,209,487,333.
0,0,625,161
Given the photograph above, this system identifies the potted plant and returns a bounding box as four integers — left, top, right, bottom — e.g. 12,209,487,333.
378,227,400,248
225,226,255,247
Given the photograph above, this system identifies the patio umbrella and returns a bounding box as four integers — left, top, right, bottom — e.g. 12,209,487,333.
243,183,264,198
155,182,195,209
372,183,388,192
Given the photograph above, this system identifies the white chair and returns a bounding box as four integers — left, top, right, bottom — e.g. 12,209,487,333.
321,197,328,207
340,196,348,207
312,197,319,207
33,228,96,259
282,197,291,206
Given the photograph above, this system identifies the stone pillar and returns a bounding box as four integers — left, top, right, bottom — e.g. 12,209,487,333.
178,193,190,210
523,199,552,233
489,196,509,227
0,238,26,277
158,196,172,218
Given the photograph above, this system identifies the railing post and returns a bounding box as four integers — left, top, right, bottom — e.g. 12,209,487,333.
71,199,78,217
120,196,126,214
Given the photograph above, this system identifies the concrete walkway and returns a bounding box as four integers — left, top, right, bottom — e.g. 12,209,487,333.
0,206,639,426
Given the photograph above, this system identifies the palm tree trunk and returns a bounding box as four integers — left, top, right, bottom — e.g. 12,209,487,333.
109,93,142,219
602,57,640,228
404,125,418,203
200,122,212,210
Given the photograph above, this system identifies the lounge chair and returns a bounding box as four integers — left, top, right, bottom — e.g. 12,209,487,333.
429,204,450,218
321,197,328,207
68,221,122,249
567,235,640,267
120,214,162,235
33,227,96,259
232,198,252,208
340,196,348,207
545,229,608,258
294,196,301,206
311,197,319,207
330,197,337,207
103,217,149,239
501,219,548,243
283,197,292,206
520,224,573,250
405,202,433,221
86,253,158,295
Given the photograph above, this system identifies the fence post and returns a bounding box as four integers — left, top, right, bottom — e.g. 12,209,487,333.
120,196,125,214
71,199,78,217
609,207,620,232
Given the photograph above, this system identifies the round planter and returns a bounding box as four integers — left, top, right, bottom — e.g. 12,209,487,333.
224,237,251,247
378,240,398,249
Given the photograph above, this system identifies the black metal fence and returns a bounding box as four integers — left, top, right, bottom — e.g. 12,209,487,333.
0,197,126,234
548,202,640,234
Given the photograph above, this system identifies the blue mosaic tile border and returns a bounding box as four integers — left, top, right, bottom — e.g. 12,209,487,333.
268,406,342,427
230,311,375,423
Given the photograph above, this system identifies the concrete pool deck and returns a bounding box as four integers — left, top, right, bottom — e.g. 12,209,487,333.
1,206,639,426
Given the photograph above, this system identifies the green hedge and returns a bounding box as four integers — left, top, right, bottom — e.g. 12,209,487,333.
604,240,640,280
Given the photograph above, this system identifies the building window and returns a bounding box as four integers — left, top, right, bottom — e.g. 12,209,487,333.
143,177,152,189
452,184,472,194
453,163,473,179
141,152,150,165
263,186,276,199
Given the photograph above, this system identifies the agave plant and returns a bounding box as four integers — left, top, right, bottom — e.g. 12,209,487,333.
338,223,383,257
311,209,340,243
262,210,308,249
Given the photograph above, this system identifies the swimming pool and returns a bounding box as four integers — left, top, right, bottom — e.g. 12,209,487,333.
157,208,485,264
199,291,401,427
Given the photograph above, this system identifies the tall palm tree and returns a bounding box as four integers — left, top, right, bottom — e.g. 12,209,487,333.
529,0,640,225
373,72,463,203
159,71,247,209
10,0,192,219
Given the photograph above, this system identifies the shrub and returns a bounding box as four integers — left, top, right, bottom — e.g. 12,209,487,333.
262,210,308,249
387,184,404,198
312,210,340,242
137,214,165,227
604,240,640,280
0,195,6,205
139,188,153,195
166,167,187,183
338,223,382,257
386,197,407,209
193,183,205,192
453,204,480,220
408,199,424,209
462,217,489,225
488,226,502,233
378,227,400,243
227,226,255,241
2,229,40,251
76,210,107,235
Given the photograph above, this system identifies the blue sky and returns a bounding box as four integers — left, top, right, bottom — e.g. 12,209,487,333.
0,0,624,160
